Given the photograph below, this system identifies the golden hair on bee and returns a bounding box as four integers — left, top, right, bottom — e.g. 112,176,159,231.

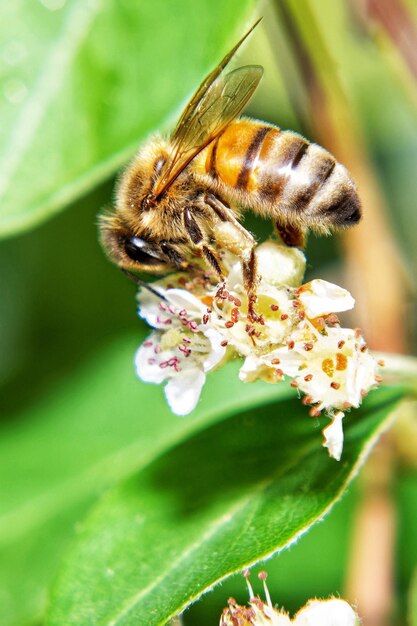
99,19,360,321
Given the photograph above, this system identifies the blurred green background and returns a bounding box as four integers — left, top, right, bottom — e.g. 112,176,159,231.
0,0,416,624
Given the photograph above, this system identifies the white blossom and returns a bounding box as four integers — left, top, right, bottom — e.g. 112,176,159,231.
293,598,359,625
220,572,360,625
135,288,226,415
134,241,381,459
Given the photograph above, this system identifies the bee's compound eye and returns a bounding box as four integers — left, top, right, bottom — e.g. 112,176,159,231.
124,237,162,266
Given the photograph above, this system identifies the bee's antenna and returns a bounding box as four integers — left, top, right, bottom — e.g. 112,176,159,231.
121,269,168,301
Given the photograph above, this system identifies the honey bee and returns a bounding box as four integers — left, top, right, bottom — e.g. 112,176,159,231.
100,19,360,320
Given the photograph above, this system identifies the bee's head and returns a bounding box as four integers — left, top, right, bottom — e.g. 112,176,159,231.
98,212,175,275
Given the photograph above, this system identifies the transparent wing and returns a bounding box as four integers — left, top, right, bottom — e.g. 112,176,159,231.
153,21,263,197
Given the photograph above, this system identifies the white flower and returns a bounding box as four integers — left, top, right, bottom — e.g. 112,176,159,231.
293,598,359,625
236,274,380,460
135,288,226,415
134,240,380,458
220,572,360,625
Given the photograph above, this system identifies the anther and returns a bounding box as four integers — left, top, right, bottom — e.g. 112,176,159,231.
309,407,321,417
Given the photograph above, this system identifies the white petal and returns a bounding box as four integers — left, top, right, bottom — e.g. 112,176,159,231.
135,335,168,384
203,328,227,371
256,241,306,287
294,598,359,625
322,412,345,461
299,280,355,318
165,369,206,415
239,355,265,382
137,289,173,329
269,348,304,378
166,288,207,318
345,347,378,407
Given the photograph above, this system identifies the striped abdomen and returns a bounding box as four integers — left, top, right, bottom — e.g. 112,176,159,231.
204,118,361,230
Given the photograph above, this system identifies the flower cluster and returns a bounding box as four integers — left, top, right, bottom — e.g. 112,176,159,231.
220,571,360,626
135,241,381,460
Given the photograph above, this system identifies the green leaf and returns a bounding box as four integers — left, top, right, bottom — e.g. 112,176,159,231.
410,566,417,626
46,385,405,626
0,333,291,626
0,0,255,237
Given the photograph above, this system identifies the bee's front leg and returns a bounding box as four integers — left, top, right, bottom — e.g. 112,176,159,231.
183,207,224,279
205,194,261,323
241,245,261,323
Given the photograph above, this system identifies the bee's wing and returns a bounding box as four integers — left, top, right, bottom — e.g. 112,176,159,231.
153,22,263,198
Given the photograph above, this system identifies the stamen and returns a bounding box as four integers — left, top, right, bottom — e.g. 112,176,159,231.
258,572,272,609
243,570,255,600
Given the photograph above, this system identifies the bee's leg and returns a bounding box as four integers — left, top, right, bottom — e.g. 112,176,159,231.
202,245,223,277
275,222,306,248
160,241,188,268
183,207,224,279
204,193,254,242
241,246,260,323
205,193,261,322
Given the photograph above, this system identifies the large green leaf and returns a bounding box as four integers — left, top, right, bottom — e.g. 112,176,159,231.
46,386,405,626
0,0,255,237
0,333,291,626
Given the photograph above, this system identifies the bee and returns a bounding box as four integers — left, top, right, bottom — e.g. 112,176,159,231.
100,19,360,320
